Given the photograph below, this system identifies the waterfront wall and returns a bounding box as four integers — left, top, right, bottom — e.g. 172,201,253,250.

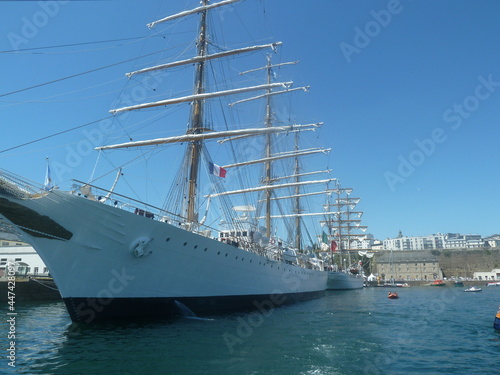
434,248,500,279
0,277,61,301
371,248,500,280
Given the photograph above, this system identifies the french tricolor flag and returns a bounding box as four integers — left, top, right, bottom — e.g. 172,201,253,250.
209,161,227,178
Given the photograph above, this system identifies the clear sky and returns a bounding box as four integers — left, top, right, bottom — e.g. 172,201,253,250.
0,0,499,240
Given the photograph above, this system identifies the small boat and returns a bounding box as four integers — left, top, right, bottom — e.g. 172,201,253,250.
464,286,482,292
494,309,500,331
430,279,446,286
387,292,398,299
487,282,500,287
453,281,464,287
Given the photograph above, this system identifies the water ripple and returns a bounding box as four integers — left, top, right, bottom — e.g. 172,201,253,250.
1,287,499,374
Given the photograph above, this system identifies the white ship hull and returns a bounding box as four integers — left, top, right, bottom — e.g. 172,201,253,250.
0,189,327,322
326,271,364,290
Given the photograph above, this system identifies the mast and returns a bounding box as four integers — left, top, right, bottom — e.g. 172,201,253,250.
105,1,321,232
232,57,322,246
345,188,352,267
336,183,344,270
186,0,209,223
294,131,302,250
264,55,273,238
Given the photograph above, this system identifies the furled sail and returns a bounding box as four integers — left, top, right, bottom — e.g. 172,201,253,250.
218,122,322,144
222,148,331,169
272,169,331,182
206,178,337,198
229,86,309,107
266,191,330,201
147,0,241,29
95,124,318,151
126,43,282,78
109,82,293,114
256,211,341,220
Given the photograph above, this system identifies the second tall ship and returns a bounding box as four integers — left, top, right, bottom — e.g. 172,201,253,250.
322,182,367,290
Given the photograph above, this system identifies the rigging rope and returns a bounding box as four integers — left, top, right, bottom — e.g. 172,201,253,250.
29,276,59,291
0,35,163,54
0,116,113,154
0,43,190,100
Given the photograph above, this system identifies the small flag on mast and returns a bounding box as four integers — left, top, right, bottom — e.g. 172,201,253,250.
209,162,227,178
331,240,337,252
321,231,328,244
44,157,54,191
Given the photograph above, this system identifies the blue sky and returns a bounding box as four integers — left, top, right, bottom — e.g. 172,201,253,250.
1,0,499,240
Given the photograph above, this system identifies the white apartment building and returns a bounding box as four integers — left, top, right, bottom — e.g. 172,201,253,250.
345,234,375,250
444,233,483,248
484,235,500,247
384,232,445,251
383,232,484,250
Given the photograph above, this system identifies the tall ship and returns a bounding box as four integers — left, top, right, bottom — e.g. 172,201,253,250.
0,0,332,322
322,182,366,290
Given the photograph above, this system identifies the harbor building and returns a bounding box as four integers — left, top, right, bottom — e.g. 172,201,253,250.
473,268,500,281
0,237,49,278
375,251,443,281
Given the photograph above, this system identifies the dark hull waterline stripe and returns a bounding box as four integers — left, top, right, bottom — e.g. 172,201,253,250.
63,291,325,323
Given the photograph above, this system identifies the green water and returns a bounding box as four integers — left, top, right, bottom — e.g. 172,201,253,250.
1,286,499,374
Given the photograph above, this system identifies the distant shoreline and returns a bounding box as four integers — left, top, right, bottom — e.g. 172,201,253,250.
366,280,496,287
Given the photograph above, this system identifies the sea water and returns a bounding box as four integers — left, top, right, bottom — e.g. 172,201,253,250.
1,286,499,374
